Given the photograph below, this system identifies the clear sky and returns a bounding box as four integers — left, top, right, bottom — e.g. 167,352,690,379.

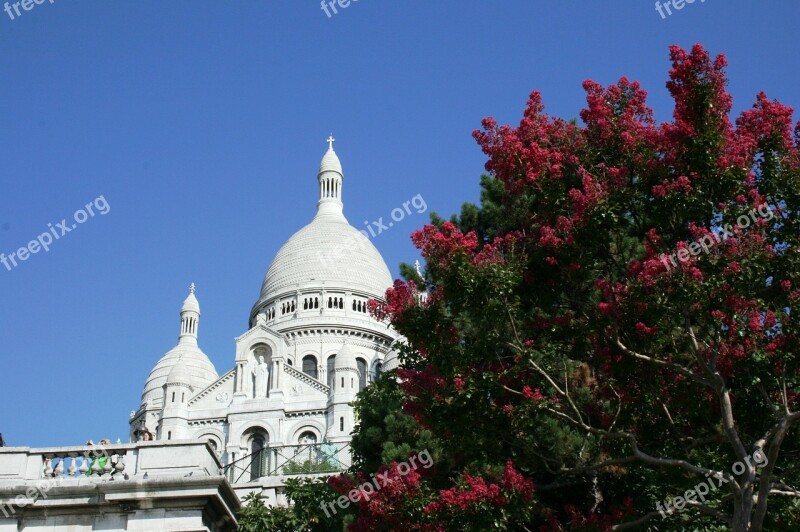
1,0,798,447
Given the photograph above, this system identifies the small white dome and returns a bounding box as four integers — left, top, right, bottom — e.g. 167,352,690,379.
319,148,343,177
142,344,218,405
165,356,191,386
383,348,401,373
335,342,357,370
182,291,200,314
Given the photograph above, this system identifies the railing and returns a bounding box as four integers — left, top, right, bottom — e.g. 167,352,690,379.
224,442,350,484
43,447,127,479
0,441,220,484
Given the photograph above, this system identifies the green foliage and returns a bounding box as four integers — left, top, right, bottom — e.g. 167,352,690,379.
236,479,346,532
238,493,298,532
282,460,339,475
349,373,445,476
450,174,508,242
353,46,800,530
399,262,424,286
246,45,800,532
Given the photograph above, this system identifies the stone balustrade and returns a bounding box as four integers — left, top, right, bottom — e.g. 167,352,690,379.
0,440,239,532
42,447,127,480
0,440,221,485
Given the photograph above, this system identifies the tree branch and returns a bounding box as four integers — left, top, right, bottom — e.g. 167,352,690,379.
752,411,800,530
684,500,734,527
612,335,710,387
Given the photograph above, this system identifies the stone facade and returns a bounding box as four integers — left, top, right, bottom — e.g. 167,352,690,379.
128,139,401,499
0,140,402,531
0,441,239,531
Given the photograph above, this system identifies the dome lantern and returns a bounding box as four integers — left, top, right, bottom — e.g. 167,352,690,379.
141,286,218,407
180,283,200,345
251,137,393,321
317,135,344,217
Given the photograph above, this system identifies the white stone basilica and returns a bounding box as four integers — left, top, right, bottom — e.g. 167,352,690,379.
0,141,402,530
128,138,401,492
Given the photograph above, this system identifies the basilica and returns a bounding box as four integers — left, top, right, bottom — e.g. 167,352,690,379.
128,138,401,491
0,141,404,530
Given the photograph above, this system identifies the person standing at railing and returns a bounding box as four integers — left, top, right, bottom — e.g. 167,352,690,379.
83,439,109,476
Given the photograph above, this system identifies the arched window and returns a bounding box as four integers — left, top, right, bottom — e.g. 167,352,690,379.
250,434,267,480
302,355,318,379
327,355,336,388
356,358,367,391
339,297,343,309
352,300,357,311
328,297,332,308
201,436,219,453
314,298,319,309
298,431,317,445
373,361,384,380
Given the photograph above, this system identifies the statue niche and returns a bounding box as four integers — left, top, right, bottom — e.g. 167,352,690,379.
250,345,272,398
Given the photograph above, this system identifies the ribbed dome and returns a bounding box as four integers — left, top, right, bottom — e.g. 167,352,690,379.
142,344,218,406
383,348,400,373
335,342,357,370
319,148,343,176
182,291,200,313
257,212,393,304
165,356,191,386
253,140,394,315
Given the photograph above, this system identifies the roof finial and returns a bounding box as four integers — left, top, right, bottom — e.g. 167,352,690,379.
189,282,196,295
326,134,335,151
415,260,422,277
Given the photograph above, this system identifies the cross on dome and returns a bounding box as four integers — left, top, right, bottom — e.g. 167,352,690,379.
189,282,196,294
326,135,335,150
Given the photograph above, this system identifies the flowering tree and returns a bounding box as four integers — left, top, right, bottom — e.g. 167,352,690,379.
364,45,800,531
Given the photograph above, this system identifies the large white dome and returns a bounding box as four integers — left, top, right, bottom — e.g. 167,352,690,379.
253,143,393,312
258,210,392,302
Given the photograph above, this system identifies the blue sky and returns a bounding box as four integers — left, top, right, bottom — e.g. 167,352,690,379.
0,0,797,447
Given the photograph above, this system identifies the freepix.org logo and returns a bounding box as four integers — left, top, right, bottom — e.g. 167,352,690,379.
320,0,359,18
658,203,773,271
315,193,427,269
655,0,705,20
320,450,434,517
1,195,111,273
4,0,56,22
